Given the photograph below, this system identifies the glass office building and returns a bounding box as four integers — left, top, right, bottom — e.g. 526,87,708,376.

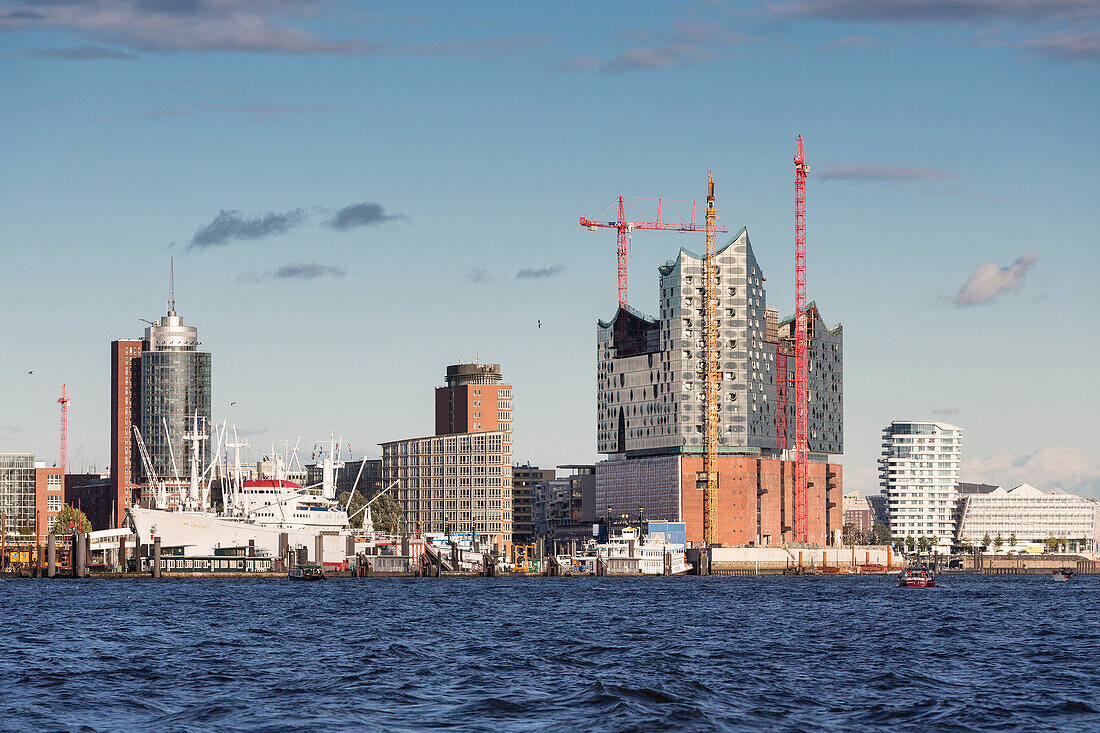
0,454,37,542
139,303,211,485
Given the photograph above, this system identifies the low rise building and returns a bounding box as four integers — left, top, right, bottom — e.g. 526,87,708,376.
843,491,875,540
512,464,555,544
956,483,1099,551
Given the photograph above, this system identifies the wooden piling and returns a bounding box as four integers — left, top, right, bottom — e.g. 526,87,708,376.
152,536,161,578
47,534,56,578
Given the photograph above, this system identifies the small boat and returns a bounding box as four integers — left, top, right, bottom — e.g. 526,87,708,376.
288,566,326,581
898,563,935,587
1053,568,1074,582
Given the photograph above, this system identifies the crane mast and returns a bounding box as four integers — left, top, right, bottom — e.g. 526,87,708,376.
793,136,809,544
702,173,719,547
57,385,70,485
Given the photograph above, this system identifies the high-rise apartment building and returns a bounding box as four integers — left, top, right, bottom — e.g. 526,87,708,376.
435,362,512,435
138,295,211,501
880,420,962,548
110,338,143,525
382,362,514,553
593,230,845,546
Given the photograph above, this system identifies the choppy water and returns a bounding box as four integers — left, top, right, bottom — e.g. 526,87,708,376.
2,575,1097,732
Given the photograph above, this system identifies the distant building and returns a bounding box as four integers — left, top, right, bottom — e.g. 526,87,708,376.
512,464,555,544
65,475,114,531
0,455,63,544
843,491,874,539
866,494,888,528
956,483,1099,551
880,420,961,548
381,362,514,553
305,459,382,498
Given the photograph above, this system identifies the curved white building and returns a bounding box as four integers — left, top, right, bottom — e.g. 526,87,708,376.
880,420,962,548
956,483,1098,550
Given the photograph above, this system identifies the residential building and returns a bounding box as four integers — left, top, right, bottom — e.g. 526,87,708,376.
512,464,555,544
593,231,844,547
435,362,512,435
880,420,962,548
381,431,512,553
843,491,875,539
381,362,514,553
956,483,1099,551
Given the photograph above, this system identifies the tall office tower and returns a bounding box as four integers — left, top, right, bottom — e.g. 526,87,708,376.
880,420,962,549
435,362,512,436
110,338,144,524
138,292,211,499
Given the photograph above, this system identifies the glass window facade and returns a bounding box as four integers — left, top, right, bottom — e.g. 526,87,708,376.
0,454,36,541
140,350,211,482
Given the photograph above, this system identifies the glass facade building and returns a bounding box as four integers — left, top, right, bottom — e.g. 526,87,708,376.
0,454,36,542
139,306,211,486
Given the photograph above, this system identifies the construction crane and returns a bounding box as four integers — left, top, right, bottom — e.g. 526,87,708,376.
57,384,70,486
702,174,719,547
793,135,809,544
580,196,729,309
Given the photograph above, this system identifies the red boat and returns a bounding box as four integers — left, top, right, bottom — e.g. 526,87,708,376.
898,563,935,587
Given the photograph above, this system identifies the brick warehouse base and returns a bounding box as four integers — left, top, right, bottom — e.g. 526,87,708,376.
596,455,842,547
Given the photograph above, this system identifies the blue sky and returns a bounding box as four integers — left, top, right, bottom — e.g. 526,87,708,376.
1,1,1098,496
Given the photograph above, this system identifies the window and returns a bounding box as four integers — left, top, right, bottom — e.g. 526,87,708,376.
47,494,63,512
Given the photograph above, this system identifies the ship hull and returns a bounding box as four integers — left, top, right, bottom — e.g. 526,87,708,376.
128,507,345,563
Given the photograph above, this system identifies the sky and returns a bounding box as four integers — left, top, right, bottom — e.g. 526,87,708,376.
1,0,1098,497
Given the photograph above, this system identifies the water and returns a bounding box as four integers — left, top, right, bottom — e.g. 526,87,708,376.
2,575,1097,732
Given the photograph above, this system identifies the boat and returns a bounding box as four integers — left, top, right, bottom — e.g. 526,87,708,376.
288,566,325,581
1053,568,1074,582
558,525,691,575
127,424,354,566
898,562,935,587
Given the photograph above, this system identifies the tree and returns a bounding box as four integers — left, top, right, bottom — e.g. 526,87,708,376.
928,535,939,556
982,533,992,549
905,535,916,553
51,504,91,535
370,493,404,535
960,537,973,554
1009,533,1017,548
917,536,930,553
842,522,863,545
1045,535,1058,553
993,533,1004,550
869,524,891,546
337,491,368,529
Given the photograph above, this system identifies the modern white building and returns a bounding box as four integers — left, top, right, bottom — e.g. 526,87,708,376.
880,420,962,548
956,483,1099,551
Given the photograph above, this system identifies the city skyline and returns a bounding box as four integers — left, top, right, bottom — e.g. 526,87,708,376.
1,1,1098,499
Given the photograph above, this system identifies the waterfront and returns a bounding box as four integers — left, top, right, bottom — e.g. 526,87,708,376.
2,575,1098,732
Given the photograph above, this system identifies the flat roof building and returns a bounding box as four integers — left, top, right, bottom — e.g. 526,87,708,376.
956,483,1099,551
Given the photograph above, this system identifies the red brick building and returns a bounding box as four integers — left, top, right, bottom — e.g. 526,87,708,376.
110,338,144,527
597,454,843,547
434,362,512,436
34,466,64,543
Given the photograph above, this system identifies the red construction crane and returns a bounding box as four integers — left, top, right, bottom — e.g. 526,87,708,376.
580,196,729,309
793,136,809,544
58,384,70,481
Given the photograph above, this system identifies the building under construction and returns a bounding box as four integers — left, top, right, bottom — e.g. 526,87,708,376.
595,228,844,546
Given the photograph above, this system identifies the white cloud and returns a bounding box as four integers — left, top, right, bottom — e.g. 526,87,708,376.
962,446,1100,499
953,252,1037,306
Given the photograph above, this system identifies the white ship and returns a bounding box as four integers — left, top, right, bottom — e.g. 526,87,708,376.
127,420,357,564
559,525,691,575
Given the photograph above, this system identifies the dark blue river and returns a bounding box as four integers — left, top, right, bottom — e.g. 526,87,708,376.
2,575,1097,732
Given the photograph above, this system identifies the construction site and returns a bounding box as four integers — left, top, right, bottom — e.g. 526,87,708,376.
588,136,845,553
